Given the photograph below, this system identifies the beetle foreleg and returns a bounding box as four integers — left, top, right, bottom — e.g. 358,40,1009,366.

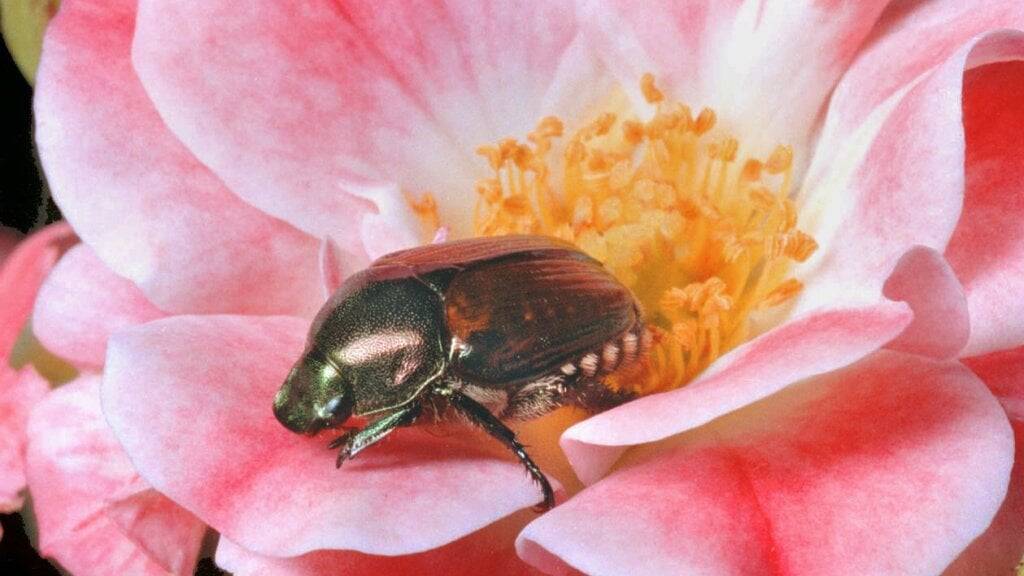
445,389,555,511
329,403,422,468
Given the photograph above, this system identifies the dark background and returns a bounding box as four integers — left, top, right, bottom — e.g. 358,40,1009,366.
0,28,226,576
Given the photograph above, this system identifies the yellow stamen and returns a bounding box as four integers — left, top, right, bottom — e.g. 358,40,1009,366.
412,75,817,395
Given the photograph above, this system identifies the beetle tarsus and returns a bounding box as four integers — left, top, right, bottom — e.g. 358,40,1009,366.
445,388,556,512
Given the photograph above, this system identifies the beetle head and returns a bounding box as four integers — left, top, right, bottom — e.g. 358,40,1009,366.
273,350,353,435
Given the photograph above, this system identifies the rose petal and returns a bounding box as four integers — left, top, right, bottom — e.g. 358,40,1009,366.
943,420,1024,576
132,0,608,239
562,302,911,484
215,512,542,576
0,221,73,361
0,366,48,511
32,244,165,369
882,246,969,359
797,32,1024,313
103,315,562,557
946,60,1024,356
577,0,890,155
25,375,204,575
964,345,1024,422
34,0,322,316
815,0,1024,157
943,346,1024,573
521,352,1013,576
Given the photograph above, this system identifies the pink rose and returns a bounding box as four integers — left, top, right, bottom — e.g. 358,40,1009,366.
24,0,1024,574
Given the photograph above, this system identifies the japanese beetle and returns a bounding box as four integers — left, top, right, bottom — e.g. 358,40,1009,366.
272,235,649,510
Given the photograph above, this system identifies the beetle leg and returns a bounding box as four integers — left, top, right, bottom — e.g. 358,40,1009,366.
329,403,422,468
565,379,636,414
445,388,555,512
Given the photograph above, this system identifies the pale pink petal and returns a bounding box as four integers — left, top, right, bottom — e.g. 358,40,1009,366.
796,32,1024,313
881,246,969,359
943,346,1024,573
103,315,562,557
0,367,49,511
944,420,1024,575
132,0,609,239
32,245,165,369
562,302,911,483
945,61,1024,356
25,375,204,575
0,221,74,361
521,352,1013,576
578,0,891,154
34,0,322,317
815,0,1024,156
215,514,542,576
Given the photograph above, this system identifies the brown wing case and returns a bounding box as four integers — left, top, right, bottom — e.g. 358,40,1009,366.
444,252,638,385
373,235,589,275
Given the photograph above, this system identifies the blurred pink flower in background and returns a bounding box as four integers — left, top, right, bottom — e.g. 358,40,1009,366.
3,0,1022,574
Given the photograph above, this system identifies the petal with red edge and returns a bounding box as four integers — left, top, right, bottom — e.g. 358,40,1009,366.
103,315,562,557
0,367,49,511
0,221,74,360
132,0,608,239
521,351,1013,576
946,61,1024,356
882,246,969,359
34,0,322,317
33,245,165,369
562,302,911,484
25,375,204,575
964,345,1024,422
578,0,891,155
215,513,542,576
815,0,1024,157
797,32,1024,312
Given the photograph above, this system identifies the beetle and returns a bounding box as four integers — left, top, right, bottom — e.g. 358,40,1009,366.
272,234,650,510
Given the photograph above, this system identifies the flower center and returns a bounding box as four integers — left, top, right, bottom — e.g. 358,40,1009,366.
409,75,817,395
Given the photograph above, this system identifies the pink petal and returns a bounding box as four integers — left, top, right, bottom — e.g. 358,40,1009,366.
945,60,1024,356
132,0,607,238
215,514,542,576
0,367,49,511
881,246,969,359
578,0,890,154
32,245,165,369
520,352,1013,576
34,0,322,317
943,346,1024,573
25,375,204,575
103,315,562,557
0,221,74,361
964,346,1024,416
944,420,1024,575
562,302,912,484
797,32,1024,313
815,0,1024,157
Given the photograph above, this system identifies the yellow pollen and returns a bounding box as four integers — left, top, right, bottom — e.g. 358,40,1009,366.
411,76,818,395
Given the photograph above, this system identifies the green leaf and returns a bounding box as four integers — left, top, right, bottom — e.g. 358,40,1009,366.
1,0,60,85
